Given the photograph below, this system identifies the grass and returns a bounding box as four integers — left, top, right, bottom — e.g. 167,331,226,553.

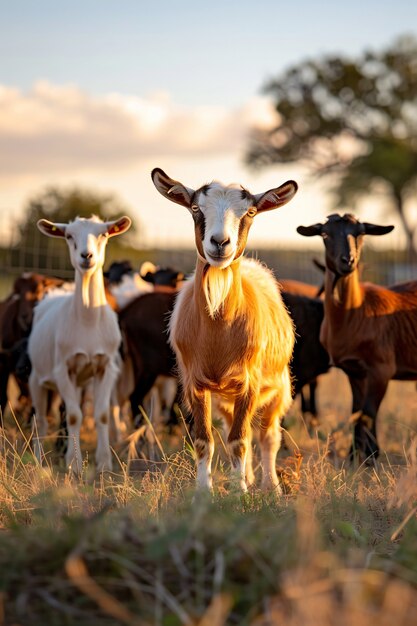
0,371,417,625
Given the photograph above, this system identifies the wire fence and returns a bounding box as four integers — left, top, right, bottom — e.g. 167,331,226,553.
0,214,416,290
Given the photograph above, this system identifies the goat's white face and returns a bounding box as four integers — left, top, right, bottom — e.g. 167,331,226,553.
151,168,298,269
195,184,254,268
37,216,132,274
64,219,111,274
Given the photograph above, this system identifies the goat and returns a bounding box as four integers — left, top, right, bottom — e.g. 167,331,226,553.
151,168,297,492
28,215,131,472
106,260,184,310
281,291,330,429
0,273,66,418
118,291,178,424
297,213,417,462
108,265,153,311
140,261,185,291
279,267,325,418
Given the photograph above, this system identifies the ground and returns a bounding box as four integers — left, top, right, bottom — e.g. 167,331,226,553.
0,368,416,625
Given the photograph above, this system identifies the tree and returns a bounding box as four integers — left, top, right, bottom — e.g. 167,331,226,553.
16,186,138,274
246,35,417,259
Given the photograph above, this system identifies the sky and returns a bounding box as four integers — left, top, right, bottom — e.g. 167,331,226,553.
0,0,416,249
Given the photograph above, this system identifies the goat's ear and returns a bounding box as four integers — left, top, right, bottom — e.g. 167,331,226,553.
362,223,395,236
297,223,324,237
151,168,194,209
140,261,157,278
312,257,326,272
253,180,298,213
37,219,66,238
107,216,132,237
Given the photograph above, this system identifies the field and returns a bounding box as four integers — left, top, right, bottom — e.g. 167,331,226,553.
0,371,417,625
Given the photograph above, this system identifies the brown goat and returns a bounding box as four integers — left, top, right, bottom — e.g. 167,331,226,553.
152,168,297,492
297,213,417,462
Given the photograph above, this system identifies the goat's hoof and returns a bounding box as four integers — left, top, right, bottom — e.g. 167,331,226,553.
261,479,283,496
96,462,113,474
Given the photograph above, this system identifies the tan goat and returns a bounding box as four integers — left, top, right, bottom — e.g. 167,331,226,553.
152,168,298,492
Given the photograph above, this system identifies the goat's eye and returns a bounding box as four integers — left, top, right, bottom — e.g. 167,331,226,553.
322,232,329,240
191,204,199,213
247,208,257,218
66,234,73,241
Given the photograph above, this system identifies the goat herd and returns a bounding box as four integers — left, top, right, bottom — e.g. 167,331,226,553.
0,168,416,492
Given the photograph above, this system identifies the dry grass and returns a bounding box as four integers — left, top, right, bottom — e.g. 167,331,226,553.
0,370,416,625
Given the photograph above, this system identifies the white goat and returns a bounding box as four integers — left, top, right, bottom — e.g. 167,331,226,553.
28,215,131,472
110,271,154,310
152,168,297,492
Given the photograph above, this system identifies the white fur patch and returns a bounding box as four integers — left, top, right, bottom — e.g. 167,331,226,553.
198,184,251,265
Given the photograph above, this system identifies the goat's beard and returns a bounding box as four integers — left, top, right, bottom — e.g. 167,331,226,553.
203,266,233,319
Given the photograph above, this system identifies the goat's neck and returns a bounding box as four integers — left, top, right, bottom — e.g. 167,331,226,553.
324,267,363,310
74,268,108,320
195,258,243,321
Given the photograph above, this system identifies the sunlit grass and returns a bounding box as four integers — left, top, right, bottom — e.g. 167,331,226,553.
0,370,416,624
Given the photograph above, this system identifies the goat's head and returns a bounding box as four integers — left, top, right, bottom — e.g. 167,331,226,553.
140,261,185,288
13,273,65,332
151,168,298,269
37,215,131,275
297,214,394,276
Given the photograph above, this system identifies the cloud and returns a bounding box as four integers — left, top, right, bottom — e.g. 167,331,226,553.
0,81,276,177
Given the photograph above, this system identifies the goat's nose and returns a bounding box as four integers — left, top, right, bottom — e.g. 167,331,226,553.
210,235,231,247
81,251,93,260
341,254,355,266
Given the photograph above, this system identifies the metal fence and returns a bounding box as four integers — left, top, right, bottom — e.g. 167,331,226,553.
0,214,416,289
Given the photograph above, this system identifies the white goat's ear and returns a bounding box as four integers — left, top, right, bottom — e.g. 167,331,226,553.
37,219,66,238
297,223,323,237
106,216,132,237
151,168,194,209
253,180,298,214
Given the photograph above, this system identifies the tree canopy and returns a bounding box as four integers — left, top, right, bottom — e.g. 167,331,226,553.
246,35,417,258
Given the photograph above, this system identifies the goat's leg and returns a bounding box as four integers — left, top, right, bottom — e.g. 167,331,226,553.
259,398,283,492
93,365,119,473
55,366,83,474
29,374,49,465
347,375,367,463
355,374,390,464
227,393,255,492
130,374,157,427
0,355,10,425
160,377,178,424
109,386,123,444
217,399,255,487
245,431,256,487
191,388,214,490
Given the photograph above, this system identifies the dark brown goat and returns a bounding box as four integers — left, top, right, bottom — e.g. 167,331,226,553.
279,270,325,417
281,292,330,425
297,213,417,462
118,292,177,423
0,273,65,418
